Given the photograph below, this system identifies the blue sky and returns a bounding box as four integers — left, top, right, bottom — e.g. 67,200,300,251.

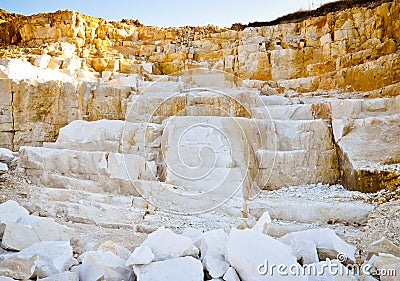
1,0,336,27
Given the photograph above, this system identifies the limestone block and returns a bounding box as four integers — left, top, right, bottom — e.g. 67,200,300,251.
19,146,157,185
140,227,198,261
337,115,400,192
162,116,257,197
126,246,154,266
279,228,356,264
2,215,70,251
0,256,37,280
226,229,306,280
0,162,7,174
38,272,79,281
79,250,133,281
133,257,203,281
0,241,76,279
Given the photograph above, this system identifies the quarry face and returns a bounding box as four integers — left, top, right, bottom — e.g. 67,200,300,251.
0,1,399,280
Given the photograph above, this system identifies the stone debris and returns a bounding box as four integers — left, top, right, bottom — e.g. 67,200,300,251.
0,200,399,280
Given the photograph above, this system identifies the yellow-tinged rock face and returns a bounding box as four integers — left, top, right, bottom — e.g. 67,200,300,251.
0,2,398,93
0,2,399,193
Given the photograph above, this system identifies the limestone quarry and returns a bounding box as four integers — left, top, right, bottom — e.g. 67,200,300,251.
0,0,399,280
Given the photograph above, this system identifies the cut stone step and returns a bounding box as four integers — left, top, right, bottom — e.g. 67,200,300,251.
337,115,400,192
256,149,339,189
248,185,376,224
43,119,163,155
19,146,157,189
125,88,262,123
252,104,315,120
266,119,334,151
267,220,363,240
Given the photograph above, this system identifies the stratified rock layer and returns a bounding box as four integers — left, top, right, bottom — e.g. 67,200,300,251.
1,1,399,192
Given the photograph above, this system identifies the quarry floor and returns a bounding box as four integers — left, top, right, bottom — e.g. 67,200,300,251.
0,170,399,264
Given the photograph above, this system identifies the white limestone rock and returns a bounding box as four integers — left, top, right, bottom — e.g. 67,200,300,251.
367,237,400,259
223,267,240,281
368,253,400,281
38,271,79,281
141,227,199,261
201,229,230,278
2,215,70,251
0,255,37,280
279,228,356,264
1,241,76,278
306,259,357,281
0,277,15,281
126,246,155,266
133,256,203,281
97,241,131,261
79,250,134,281
0,200,29,225
1,221,38,250
182,227,204,249
0,162,7,174
0,148,13,165
252,211,272,234
226,228,307,280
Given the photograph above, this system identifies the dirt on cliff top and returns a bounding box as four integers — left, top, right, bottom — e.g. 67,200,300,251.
243,0,394,28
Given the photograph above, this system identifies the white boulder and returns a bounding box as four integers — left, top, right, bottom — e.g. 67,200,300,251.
79,250,134,281
0,277,15,281
252,211,272,234
0,200,29,225
279,228,356,264
0,255,37,280
2,215,70,251
38,271,79,281
0,162,7,175
2,241,76,278
201,229,230,278
141,227,199,261
306,259,357,281
182,227,204,249
223,267,241,281
367,237,400,259
126,246,155,266
226,228,307,280
368,253,400,281
0,148,15,165
133,256,203,281
97,240,131,261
